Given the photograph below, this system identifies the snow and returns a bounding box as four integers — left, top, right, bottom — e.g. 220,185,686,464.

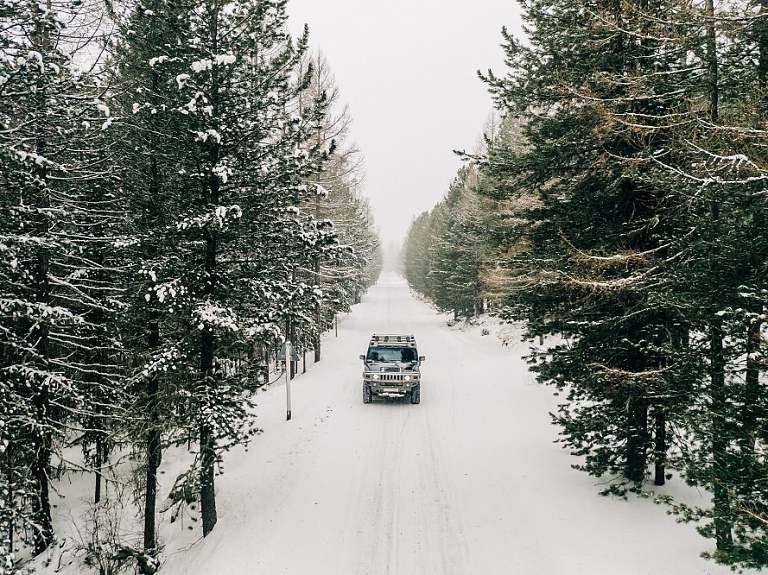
215,54,237,66
94,101,110,117
191,59,212,73
148,56,169,68
193,129,221,143
193,302,239,332
176,204,241,231
176,74,190,89
30,273,756,575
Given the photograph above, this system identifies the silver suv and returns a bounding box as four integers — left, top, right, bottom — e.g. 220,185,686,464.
359,334,425,404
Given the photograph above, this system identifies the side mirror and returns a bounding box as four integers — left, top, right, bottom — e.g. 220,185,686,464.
419,356,426,362
359,355,366,360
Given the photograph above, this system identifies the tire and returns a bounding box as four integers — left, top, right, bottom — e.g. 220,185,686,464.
410,384,420,404
363,383,372,404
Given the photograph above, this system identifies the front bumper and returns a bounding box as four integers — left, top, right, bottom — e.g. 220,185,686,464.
363,373,419,395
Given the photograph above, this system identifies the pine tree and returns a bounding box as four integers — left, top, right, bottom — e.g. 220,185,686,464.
110,0,334,542
296,52,380,366
428,167,486,319
479,0,702,490
107,0,200,553
478,0,768,566
0,0,124,562
403,211,433,297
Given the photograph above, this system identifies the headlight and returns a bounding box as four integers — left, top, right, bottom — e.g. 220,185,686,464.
372,374,380,380
403,375,411,381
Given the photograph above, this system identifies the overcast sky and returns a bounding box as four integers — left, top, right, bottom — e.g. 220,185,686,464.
285,0,524,248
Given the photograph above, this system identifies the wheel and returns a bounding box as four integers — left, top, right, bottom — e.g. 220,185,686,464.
410,384,420,404
363,383,372,404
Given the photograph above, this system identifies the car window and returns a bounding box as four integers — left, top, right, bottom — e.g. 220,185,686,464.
367,347,417,362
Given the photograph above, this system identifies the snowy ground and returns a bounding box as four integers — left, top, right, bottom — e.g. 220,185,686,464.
32,273,756,574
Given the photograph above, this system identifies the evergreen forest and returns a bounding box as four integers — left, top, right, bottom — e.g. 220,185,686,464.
0,1,381,572
403,0,768,570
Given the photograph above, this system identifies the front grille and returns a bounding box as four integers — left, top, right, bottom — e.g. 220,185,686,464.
364,371,418,382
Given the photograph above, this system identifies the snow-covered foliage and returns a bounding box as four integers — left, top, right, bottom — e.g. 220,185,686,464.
1,0,380,572
0,2,126,570
404,0,768,570
289,53,382,363
105,0,374,556
403,164,486,320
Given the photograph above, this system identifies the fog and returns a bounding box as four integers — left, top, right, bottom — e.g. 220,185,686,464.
286,0,524,246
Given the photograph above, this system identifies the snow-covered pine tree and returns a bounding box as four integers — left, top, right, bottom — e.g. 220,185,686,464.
470,114,538,318
403,114,527,320
539,0,768,562
316,178,381,311
107,0,207,555
295,52,381,365
640,5,768,563
427,167,486,320
111,0,334,542
0,0,124,562
479,0,768,566
479,0,699,491
339,192,381,302
184,2,338,533
59,114,125,510
403,211,435,297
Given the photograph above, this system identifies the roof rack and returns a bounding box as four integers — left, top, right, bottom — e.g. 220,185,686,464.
369,334,417,347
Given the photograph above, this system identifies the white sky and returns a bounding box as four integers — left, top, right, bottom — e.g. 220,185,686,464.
285,0,525,247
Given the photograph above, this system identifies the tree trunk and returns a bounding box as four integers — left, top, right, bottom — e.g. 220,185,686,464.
32,387,53,554
199,231,218,536
756,0,768,118
710,317,733,551
705,0,718,122
94,436,102,504
314,325,321,363
314,260,321,363
199,17,221,528
142,153,163,553
742,321,761,453
199,424,217,536
290,266,297,379
3,444,14,553
143,372,161,552
87,254,108,508
625,394,648,483
31,6,54,550
653,408,666,486
32,249,53,554
702,2,732,551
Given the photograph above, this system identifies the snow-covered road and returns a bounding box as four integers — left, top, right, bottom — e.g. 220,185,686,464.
160,273,748,575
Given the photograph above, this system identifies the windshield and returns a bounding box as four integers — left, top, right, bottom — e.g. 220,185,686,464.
366,346,417,363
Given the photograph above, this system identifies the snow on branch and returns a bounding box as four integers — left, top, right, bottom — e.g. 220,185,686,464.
649,147,768,188
189,55,236,74
177,205,243,231
685,139,761,172
558,230,671,267
587,362,669,382
137,348,183,381
564,270,657,289
142,274,185,305
193,302,239,332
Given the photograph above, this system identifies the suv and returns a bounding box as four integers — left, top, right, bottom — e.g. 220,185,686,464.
359,334,425,404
